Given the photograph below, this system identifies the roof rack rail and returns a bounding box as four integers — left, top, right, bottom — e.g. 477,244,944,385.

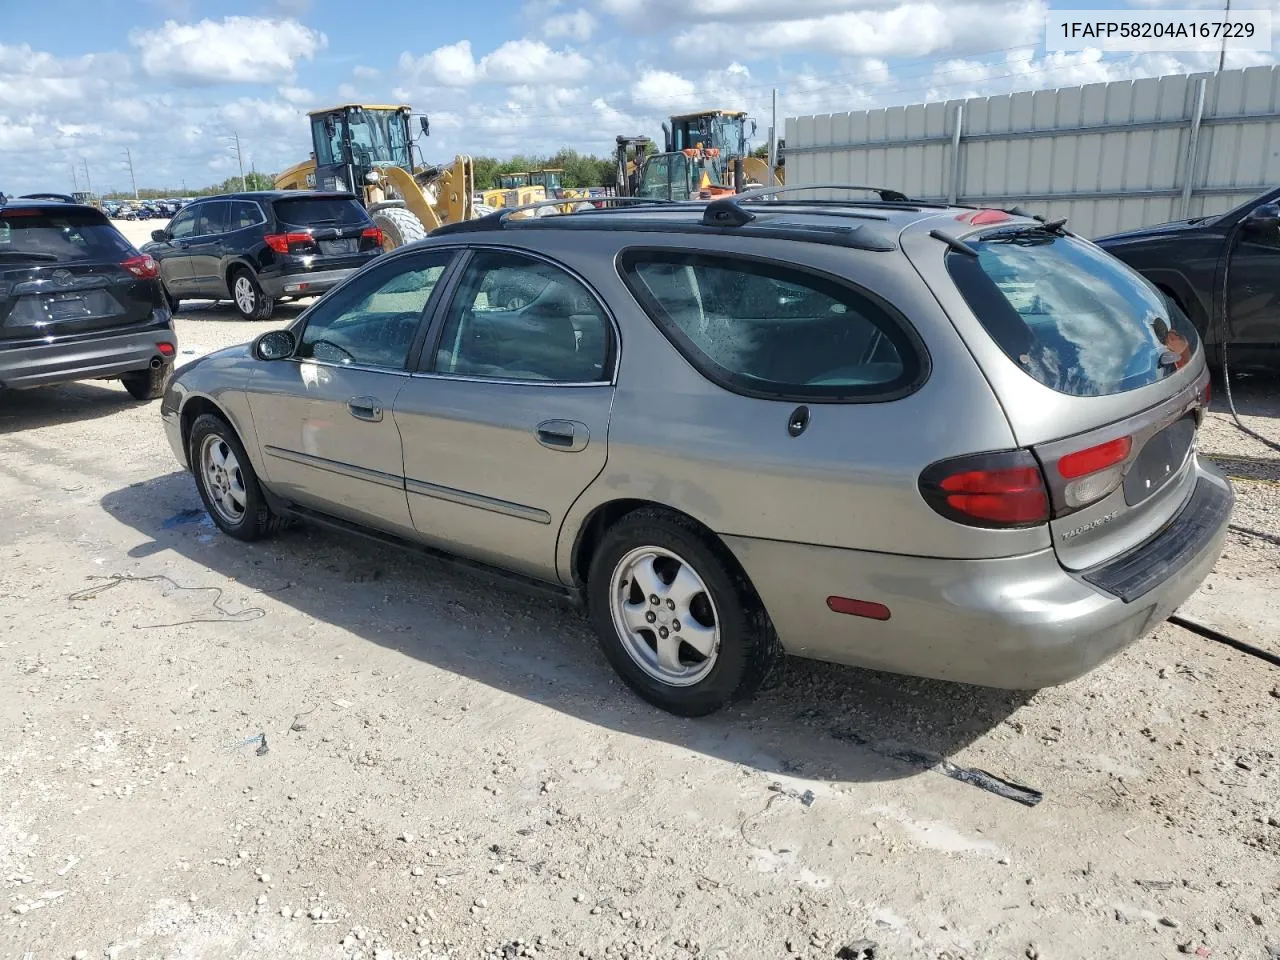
734,183,912,203
431,196,674,236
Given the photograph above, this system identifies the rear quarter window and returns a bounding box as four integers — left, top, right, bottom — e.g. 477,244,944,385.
946,230,1200,397
619,250,927,402
0,208,135,262
273,197,370,228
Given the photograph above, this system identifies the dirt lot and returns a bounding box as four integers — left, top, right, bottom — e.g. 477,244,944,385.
2,222,1278,960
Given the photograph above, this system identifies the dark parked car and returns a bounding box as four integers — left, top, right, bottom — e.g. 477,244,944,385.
161,192,1229,716
142,191,385,320
0,197,175,398
1096,186,1280,374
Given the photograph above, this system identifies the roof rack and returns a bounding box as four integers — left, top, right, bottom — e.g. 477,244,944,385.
734,183,912,203
432,196,674,235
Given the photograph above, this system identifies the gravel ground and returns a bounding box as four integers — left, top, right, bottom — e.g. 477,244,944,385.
0,222,1277,960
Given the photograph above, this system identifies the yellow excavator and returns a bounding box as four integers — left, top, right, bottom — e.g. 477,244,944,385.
274,104,484,250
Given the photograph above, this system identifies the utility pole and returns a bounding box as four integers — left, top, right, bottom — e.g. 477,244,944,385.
122,147,138,200
81,158,92,198
227,131,247,191
1218,0,1231,72
768,88,778,188
71,162,79,194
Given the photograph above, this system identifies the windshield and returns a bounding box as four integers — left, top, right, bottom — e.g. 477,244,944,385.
347,108,411,168
946,230,1199,397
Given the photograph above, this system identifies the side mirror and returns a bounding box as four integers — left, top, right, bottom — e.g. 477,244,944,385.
1243,201,1280,233
254,329,296,361
419,115,430,137
151,229,169,243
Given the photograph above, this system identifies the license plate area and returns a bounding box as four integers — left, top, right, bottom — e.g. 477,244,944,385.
319,238,357,255
1124,415,1196,506
47,295,89,321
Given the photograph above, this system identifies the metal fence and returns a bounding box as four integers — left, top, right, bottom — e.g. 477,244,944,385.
784,65,1280,237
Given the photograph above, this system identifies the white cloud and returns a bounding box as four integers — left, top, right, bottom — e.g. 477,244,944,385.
130,17,327,84
337,82,359,100
672,1,1046,61
544,9,597,41
0,45,131,109
277,85,314,104
630,69,698,111
353,65,380,79
398,38,593,88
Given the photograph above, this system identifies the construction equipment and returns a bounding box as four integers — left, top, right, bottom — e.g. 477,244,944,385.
663,110,783,187
486,169,593,213
273,104,480,250
614,136,739,201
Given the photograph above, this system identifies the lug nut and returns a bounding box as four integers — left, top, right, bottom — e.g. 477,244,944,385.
658,627,669,639
650,595,660,605
645,611,656,624
666,599,675,610
672,619,681,631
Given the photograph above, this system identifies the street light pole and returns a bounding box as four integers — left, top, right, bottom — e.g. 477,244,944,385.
227,131,247,191
1219,0,1232,72
81,158,92,198
123,147,138,200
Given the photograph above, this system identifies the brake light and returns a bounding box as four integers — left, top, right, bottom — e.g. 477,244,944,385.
121,254,159,279
955,209,1011,225
264,232,315,254
1057,436,1131,479
919,450,1050,528
361,226,384,246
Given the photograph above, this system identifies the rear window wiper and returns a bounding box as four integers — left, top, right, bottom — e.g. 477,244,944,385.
0,251,60,261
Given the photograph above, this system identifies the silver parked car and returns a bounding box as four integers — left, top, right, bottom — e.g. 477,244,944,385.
160,191,1232,716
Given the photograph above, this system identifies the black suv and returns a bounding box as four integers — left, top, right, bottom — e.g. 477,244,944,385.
0,196,175,399
142,191,385,320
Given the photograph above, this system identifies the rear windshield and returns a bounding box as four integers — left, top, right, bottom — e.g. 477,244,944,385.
946,230,1199,397
0,208,135,263
272,197,369,228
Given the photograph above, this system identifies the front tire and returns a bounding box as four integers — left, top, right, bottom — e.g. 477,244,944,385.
121,362,172,401
188,413,285,541
372,206,427,252
230,268,274,321
586,509,780,716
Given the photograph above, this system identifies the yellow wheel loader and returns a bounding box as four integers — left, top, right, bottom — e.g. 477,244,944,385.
663,110,783,187
274,104,486,251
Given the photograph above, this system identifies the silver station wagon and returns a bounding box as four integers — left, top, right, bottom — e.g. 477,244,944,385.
161,190,1232,716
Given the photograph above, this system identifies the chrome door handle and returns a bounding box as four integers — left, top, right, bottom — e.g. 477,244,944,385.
535,419,589,452
347,396,384,422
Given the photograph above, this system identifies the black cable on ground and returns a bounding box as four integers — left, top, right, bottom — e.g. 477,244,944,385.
1168,613,1280,668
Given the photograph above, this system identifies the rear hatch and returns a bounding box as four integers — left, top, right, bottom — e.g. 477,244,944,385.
0,205,163,342
267,195,382,270
932,219,1211,571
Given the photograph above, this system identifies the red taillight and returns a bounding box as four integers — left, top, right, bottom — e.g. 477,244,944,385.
156,342,175,357
361,226,384,246
826,596,891,621
121,254,159,279
1202,381,1212,407
264,231,314,254
919,450,1050,528
1056,436,1132,480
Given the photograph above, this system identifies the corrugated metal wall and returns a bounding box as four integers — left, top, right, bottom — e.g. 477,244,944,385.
784,65,1280,237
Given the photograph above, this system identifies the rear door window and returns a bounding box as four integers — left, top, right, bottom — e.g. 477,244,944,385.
273,197,368,228
620,250,924,401
232,201,263,230
0,208,135,262
946,229,1200,397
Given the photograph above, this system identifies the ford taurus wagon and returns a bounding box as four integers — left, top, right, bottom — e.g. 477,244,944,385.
159,191,1232,716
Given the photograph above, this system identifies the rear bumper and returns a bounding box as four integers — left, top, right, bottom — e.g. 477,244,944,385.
0,323,177,390
258,267,356,299
724,459,1233,690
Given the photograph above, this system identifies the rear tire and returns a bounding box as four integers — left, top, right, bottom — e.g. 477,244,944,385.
372,206,427,252
586,508,781,716
121,362,172,401
188,413,286,541
230,268,274,321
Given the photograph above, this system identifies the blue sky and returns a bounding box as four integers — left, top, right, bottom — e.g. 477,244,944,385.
2,0,1271,194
